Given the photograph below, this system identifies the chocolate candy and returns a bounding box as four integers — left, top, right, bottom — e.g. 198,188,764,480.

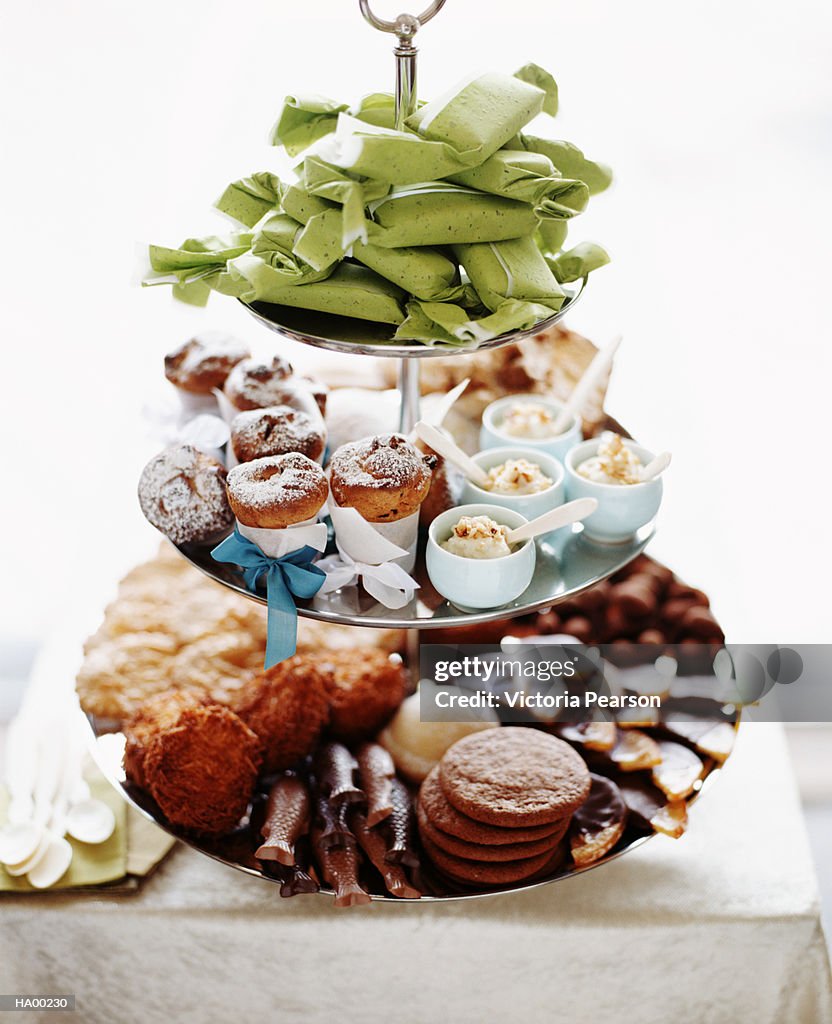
314,742,363,806
616,775,688,838
314,788,354,850
311,824,371,907
609,729,661,771
383,778,420,869
255,774,310,866
356,742,395,827
570,773,627,867
555,721,616,752
266,861,320,898
351,809,420,899
651,741,704,800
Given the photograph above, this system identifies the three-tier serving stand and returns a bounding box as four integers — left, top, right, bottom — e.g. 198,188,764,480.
86,1,694,902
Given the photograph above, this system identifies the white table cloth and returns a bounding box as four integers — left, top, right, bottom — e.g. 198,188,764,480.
1,722,829,1023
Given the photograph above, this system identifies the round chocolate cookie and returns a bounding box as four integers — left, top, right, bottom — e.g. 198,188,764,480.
420,832,558,887
417,798,567,863
418,766,563,846
439,727,591,827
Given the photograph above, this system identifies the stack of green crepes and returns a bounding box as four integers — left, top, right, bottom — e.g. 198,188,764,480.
146,64,611,347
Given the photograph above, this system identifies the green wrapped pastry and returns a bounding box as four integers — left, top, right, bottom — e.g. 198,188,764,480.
278,186,347,270
251,213,336,283
366,184,538,249
396,296,558,346
301,155,388,247
280,183,333,224
352,241,462,301
405,67,553,164
144,232,253,306
228,258,406,324
215,172,283,228
452,238,565,313
512,135,613,196
447,150,589,220
271,94,349,156
314,114,471,185
546,242,610,283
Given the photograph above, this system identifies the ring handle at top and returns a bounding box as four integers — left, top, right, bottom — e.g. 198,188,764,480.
358,0,447,43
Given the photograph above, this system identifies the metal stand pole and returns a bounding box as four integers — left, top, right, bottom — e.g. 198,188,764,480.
358,0,447,434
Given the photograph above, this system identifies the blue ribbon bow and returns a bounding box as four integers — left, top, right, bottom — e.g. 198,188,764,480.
211,530,326,669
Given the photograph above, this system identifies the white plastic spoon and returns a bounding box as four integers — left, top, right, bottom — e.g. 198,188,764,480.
640,451,672,482
551,335,622,435
414,421,493,489
27,836,72,889
3,829,50,877
62,719,115,844
0,822,46,867
505,497,599,546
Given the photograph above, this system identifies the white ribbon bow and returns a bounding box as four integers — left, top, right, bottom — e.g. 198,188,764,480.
317,543,419,610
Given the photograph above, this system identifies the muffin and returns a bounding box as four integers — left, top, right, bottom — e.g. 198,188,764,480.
164,331,250,395
226,453,328,529
138,444,234,545
230,405,326,465
328,434,435,523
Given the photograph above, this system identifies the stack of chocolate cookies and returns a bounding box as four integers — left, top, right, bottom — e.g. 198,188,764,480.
416,728,591,889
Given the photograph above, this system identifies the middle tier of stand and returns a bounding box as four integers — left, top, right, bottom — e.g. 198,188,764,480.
177,522,653,629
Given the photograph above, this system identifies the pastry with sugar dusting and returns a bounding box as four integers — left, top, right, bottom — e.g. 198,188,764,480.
226,452,328,529
328,433,436,523
164,331,250,395
138,444,234,546
230,405,327,465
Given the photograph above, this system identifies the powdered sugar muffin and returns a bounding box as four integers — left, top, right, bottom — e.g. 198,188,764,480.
328,434,435,523
230,405,326,464
164,331,250,395
138,445,234,545
226,453,328,528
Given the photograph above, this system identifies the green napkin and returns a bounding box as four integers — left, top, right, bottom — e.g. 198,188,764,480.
547,241,611,283
513,135,613,196
405,67,553,165
367,184,538,249
228,259,406,323
453,237,565,313
215,171,283,228
0,777,127,892
447,150,589,220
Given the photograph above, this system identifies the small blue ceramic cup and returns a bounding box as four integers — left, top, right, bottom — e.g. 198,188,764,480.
480,394,582,461
460,446,565,521
426,503,536,610
564,438,663,543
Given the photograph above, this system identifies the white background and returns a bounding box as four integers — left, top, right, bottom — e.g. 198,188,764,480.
1,0,830,647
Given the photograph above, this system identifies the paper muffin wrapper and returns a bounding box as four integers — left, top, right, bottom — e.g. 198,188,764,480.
326,491,419,573
236,517,328,559
177,389,220,416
